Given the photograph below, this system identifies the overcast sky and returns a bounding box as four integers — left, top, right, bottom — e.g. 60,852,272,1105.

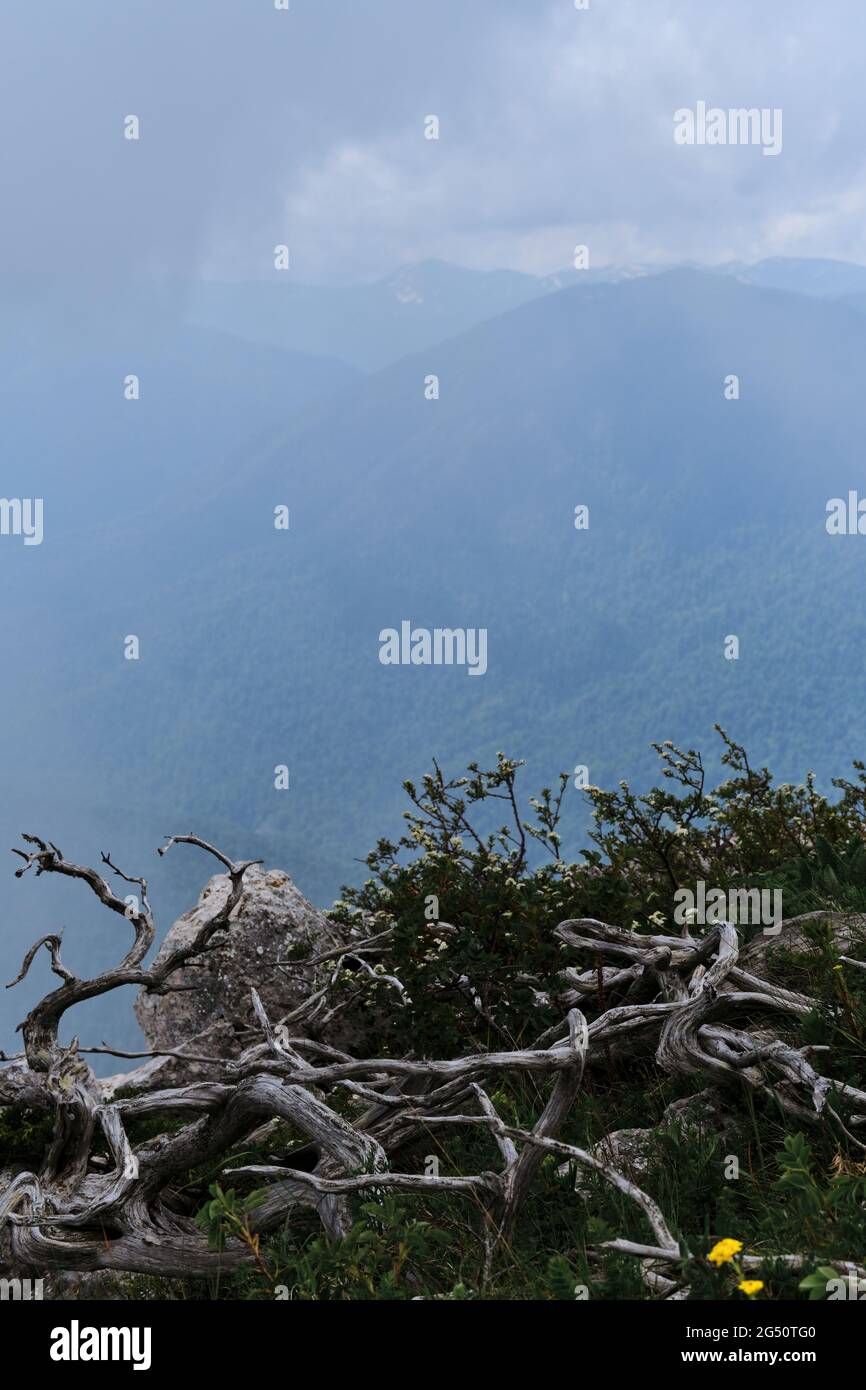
2,0,864,283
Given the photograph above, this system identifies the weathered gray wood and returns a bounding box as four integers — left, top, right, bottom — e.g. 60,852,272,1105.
3,838,866,1284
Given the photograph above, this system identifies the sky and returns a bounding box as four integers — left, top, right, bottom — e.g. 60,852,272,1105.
1,0,865,283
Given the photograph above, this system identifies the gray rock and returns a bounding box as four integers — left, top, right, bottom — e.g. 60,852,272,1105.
558,1089,735,1188
593,1126,656,1178
740,910,865,976
133,865,343,1083
661,1087,733,1138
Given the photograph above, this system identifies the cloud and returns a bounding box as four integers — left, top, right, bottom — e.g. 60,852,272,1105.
4,0,866,282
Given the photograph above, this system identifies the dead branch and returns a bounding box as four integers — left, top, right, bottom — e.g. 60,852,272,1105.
3,837,866,1289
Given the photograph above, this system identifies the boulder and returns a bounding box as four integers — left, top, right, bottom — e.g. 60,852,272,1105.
133,865,343,1084
740,910,865,976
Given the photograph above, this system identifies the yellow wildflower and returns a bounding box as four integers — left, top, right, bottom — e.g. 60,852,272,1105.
738,1280,763,1296
708,1238,743,1266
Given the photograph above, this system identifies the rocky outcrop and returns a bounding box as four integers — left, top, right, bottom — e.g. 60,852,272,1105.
132,865,342,1085
740,909,865,975
559,1088,735,1187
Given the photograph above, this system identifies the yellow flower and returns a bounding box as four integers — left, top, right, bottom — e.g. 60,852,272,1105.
708,1238,743,1266
738,1280,764,1296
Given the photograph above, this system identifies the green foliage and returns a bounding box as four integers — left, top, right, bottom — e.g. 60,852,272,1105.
798,1265,843,1300
193,1184,268,1254
249,1196,454,1301
757,834,866,919
10,731,866,1301
772,1133,866,1254
0,1104,54,1163
329,753,572,1054
545,1255,579,1300
316,733,866,1301
330,730,866,1057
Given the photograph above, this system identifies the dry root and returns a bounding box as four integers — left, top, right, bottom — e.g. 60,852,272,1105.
1,835,863,1291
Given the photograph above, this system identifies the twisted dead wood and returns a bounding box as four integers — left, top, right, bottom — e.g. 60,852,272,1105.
1,836,864,1290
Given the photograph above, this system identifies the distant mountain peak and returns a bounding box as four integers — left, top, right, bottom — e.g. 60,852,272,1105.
388,270,426,306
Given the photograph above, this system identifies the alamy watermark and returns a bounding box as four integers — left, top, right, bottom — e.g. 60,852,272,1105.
674,101,782,157
379,621,487,676
49,1321,152,1371
0,497,43,545
827,492,866,535
674,881,782,935
0,1276,44,1299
